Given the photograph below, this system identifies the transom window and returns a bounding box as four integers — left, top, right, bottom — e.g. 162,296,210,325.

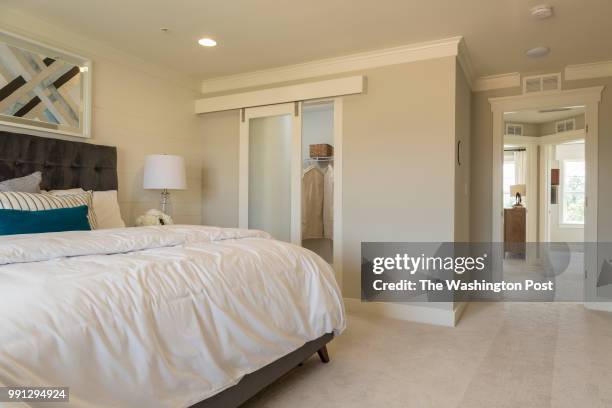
556,118,576,133
505,123,523,136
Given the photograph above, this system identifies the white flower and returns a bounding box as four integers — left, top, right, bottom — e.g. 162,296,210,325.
135,209,174,226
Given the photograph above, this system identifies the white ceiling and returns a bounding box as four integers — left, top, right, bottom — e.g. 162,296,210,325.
2,0,612,81
504,106,585,123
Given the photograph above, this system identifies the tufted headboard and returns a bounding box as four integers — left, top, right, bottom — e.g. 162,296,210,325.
0,131,118,191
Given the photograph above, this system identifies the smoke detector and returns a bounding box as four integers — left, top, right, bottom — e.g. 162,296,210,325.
531,5,554,19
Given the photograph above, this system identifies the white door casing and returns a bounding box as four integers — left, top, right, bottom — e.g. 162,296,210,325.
489,86,603,307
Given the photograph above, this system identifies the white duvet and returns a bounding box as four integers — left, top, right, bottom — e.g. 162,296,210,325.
0,225,345,408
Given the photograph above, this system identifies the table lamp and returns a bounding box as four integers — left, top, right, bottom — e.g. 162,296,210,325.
143,154,186,214
510,184,526,207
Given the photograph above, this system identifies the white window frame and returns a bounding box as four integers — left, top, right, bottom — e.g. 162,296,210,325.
559,158,585,227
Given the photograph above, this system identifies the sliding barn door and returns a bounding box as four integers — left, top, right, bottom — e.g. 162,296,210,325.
239,103,302,244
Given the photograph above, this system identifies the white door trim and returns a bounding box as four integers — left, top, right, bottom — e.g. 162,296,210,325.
490,86,603,305
239,103,302,244
332,98,344,291
300,97,344,290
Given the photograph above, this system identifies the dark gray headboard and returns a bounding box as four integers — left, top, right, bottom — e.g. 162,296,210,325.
0,131,118,191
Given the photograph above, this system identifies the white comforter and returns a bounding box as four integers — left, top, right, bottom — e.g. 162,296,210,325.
0,225,345,408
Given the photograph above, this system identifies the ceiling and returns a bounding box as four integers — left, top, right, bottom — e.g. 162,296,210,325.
504,106,585,123
2,0,612,81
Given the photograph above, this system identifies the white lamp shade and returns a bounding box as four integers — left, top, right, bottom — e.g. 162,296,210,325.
143,154,187,190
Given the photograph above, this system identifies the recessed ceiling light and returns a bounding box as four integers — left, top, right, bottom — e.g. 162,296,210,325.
198,38,217,47
525,46,550,58
531,5,554,19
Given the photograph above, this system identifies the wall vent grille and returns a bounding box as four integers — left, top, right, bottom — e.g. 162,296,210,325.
522,73,562,94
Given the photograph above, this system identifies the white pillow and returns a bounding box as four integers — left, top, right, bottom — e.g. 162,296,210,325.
92,190,125,229
0,171,42,193
48,189,125,229
46,188,85,195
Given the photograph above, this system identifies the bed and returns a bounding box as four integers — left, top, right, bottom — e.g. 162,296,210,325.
0,131,346,407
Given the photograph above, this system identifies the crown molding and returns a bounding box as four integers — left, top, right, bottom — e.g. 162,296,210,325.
473,73,521,92
565,60,612,81
456,38,475,89
200,37,464,94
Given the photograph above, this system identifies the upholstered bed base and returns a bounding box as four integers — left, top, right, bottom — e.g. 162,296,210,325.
192,333,334,408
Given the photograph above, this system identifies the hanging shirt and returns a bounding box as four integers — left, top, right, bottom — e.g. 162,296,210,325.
302,166,324,239
323,165,334,239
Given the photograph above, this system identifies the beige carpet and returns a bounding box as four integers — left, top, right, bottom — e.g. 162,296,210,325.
243,303,612,408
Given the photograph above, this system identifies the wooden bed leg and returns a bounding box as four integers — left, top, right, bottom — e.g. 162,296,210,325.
317,346,330,363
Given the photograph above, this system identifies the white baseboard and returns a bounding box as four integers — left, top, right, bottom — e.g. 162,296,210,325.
584,302,612,313
343,298,467,327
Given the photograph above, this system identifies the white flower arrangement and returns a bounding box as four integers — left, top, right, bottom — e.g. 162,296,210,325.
135,209,174,226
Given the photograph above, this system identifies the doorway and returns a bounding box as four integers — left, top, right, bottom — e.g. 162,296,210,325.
302,101,335,264
490,87,602,305
238,99,343,285
501,107,586,299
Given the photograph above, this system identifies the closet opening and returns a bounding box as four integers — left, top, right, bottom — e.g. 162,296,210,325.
302,101,335,263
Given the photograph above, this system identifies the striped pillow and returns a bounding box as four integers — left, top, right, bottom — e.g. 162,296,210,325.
0,191,98,229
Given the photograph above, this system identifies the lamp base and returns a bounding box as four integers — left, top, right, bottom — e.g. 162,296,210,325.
160,189,170,214
514,193,523,207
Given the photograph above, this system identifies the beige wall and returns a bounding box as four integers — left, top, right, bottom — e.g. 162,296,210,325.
92,61,203,225
539,114,585,136
343,58,457,299
504,115,584,137
471,77,612,243
455,63,471,242
0,11,204,226
199,57,460,302
504,122,540,136
200,110,240,227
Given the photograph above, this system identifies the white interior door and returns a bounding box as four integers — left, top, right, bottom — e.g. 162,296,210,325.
239,103,302,244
